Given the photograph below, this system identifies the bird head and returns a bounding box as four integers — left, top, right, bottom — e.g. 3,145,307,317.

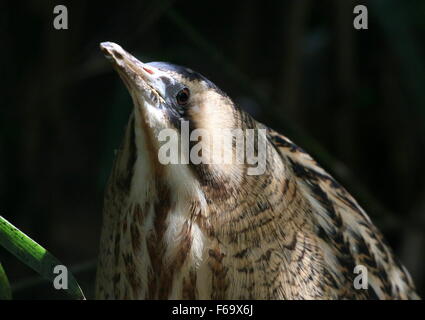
100,42,271,202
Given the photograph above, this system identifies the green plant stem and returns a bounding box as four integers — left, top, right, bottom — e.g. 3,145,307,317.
0,262,12,299
0,216,85,300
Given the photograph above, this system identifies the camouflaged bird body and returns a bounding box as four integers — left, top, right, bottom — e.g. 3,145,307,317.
96,113,418,300
95,43,418,299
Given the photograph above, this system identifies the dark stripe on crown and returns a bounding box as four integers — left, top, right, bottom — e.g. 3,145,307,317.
146,61,219,90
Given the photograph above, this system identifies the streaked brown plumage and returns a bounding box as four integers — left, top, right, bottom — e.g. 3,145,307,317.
95,42,419,300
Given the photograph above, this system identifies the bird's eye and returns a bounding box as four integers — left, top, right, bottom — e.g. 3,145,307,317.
176,88,190,106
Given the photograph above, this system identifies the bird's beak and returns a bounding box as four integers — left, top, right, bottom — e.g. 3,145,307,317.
100,42,166,106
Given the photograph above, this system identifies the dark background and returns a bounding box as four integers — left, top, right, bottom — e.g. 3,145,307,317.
1,0,424,299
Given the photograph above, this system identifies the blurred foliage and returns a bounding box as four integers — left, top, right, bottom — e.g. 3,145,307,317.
0,216,85,299
0,262,12,299
0,0,424,298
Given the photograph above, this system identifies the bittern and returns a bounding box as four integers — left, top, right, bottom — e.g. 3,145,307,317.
95,42,418,300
